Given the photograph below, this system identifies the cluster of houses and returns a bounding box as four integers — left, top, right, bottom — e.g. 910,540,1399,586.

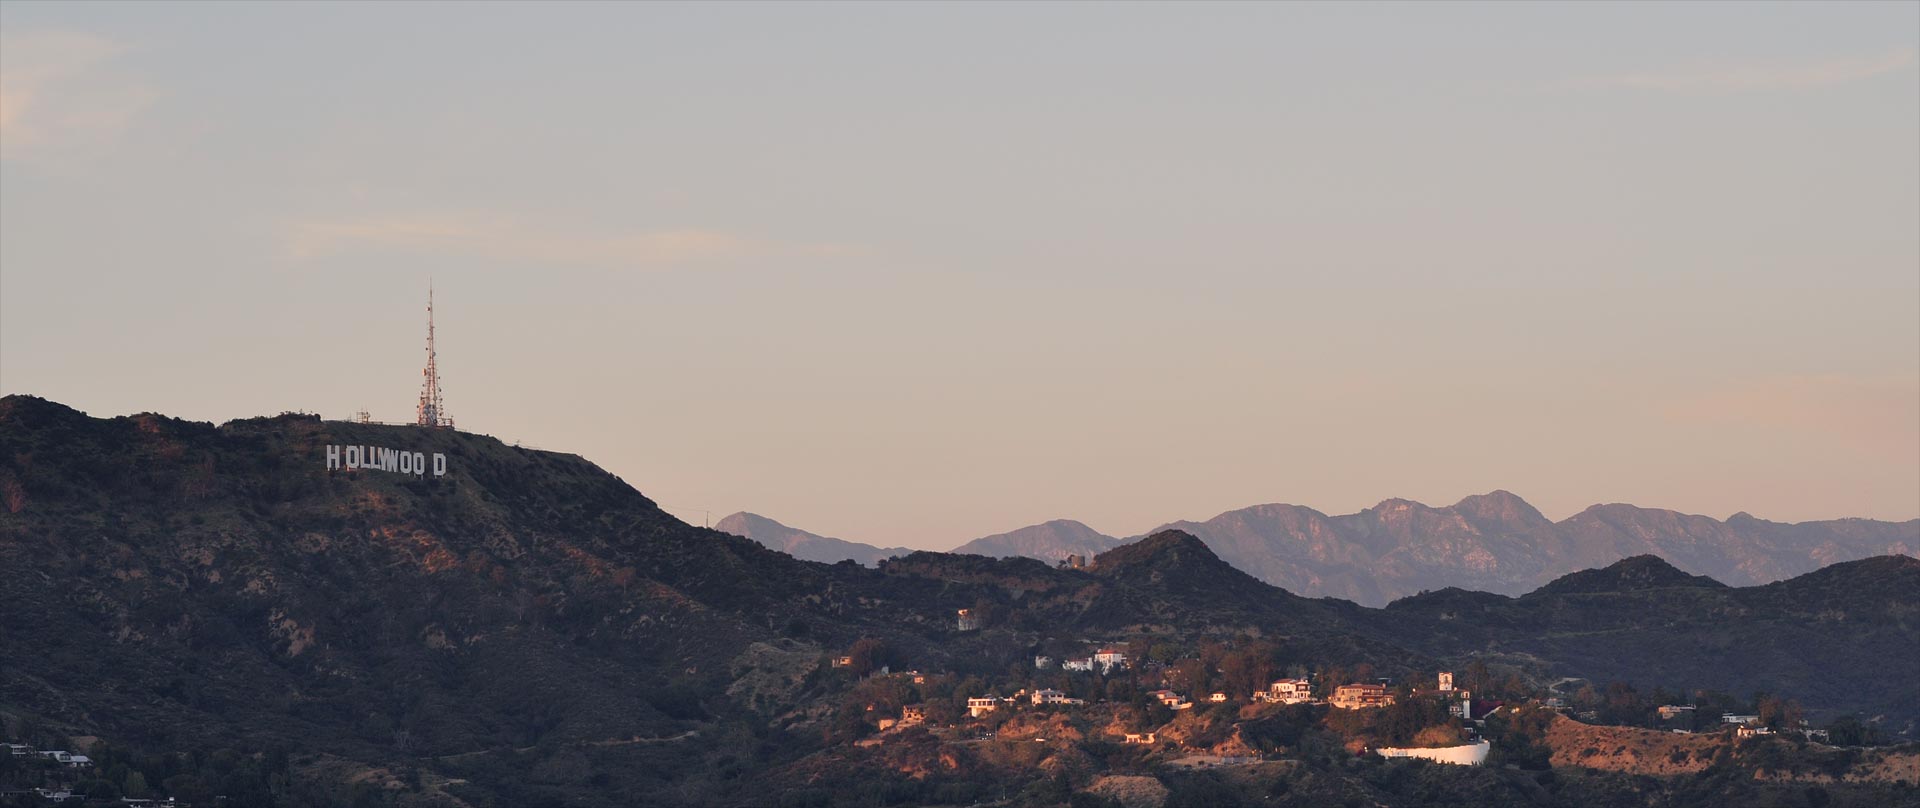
0,790,180,807
0,742,148,807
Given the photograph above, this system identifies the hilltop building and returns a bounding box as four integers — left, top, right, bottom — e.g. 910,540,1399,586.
1258,677,1313,705
1332,683,1395,710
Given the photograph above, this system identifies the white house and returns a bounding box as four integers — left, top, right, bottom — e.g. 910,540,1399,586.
1722,713,1760,725
39,744,87,763
967,697,1000,718
1062,658,1094,672
1033,656,1054,670
1259,678,1312,705
1093,648,1127,672
1148,689,1193,710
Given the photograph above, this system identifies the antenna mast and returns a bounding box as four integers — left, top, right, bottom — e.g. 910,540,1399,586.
416,282,451,428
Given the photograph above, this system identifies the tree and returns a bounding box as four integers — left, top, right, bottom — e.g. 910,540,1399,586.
1756,693,1803,732
163,774,215,805
847,637,893,677
124,771,150,798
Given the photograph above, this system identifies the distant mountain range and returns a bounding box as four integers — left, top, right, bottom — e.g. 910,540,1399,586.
948,518,1121,561
719,490,1917,606
711,512,915,566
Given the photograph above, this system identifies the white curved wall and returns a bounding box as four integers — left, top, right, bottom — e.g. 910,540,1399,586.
1375,740,1490,766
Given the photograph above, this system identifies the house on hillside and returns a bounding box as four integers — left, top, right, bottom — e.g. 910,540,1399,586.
1031,689,1084,706
1148,689,1193,710
957,609,981,631
1258,677,1313,705
1122,732,1157,745
1331,683,1394,710
1445,691,1474,720
1093,648,1127,672
1722,713,1760,725
1437,671,1455,692
1062,657,1094,672
1208,692,1228,703
1033,655,1054,670
1737,725,1774,738
900,705,926,725
967,697,1000,718
831,656,853,668
38,750,89,767
1658,705,1696,721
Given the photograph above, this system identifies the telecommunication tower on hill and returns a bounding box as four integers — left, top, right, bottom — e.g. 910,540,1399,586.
416,283,453,429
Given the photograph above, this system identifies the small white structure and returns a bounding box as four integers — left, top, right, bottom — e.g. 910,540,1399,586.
1376,740,1489,766
1208,692,1228,703
957,609,981,631
1034,655,1054,670
1737,725,1774,738
1062,657,1094,672
1722,713,1760,725
1093,648,1127,672
1437,671,1454,692
967,697,1000,718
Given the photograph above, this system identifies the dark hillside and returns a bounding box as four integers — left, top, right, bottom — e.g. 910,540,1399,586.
3,395,1915,806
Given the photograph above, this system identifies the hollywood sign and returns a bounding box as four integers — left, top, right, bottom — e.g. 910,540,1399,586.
324,444,448,478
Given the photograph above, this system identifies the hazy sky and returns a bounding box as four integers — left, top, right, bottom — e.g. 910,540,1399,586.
3,2,1916,547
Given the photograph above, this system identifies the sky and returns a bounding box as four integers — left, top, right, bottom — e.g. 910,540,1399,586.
2,1,1916,547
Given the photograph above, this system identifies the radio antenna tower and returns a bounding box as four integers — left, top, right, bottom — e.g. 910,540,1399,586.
416,282,452,428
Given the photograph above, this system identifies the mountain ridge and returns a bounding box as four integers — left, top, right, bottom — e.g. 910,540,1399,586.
713,511,914,566
728,491,1914,606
